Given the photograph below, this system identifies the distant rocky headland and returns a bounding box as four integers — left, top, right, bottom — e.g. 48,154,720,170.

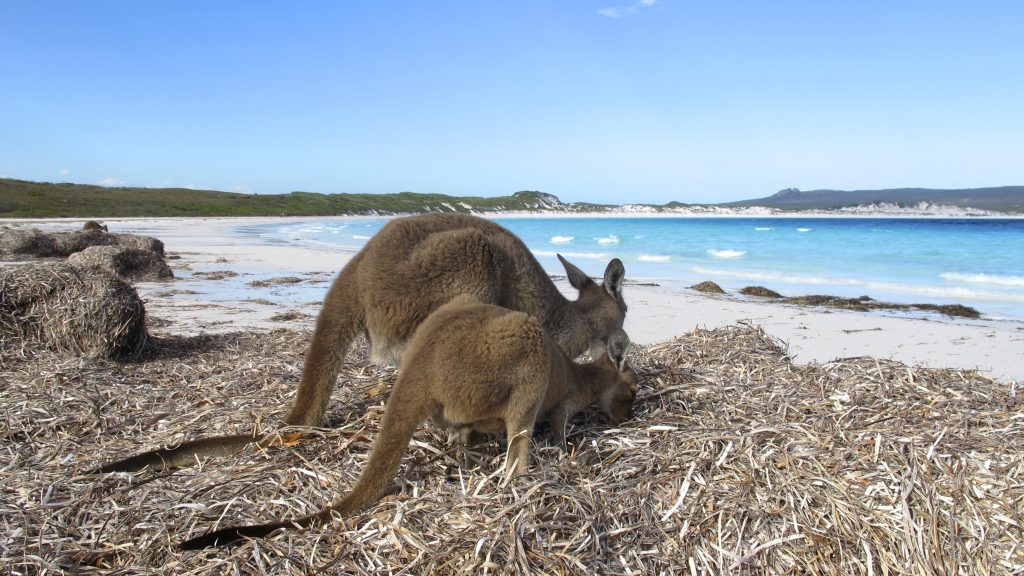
1,178,1020,218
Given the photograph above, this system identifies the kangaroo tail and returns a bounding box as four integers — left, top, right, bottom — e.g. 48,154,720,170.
179,519,297,550
90,433,267,474
284,263,366,427
179,371,430,549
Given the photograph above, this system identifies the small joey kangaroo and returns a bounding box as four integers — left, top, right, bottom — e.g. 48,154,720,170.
179,295,637,549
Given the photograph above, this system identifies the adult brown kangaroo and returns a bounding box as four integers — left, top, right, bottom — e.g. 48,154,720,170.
179,296,637,549
93,213,626,473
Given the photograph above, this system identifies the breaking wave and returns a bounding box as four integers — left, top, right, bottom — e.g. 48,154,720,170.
707,249,747,259
940,272,1024,287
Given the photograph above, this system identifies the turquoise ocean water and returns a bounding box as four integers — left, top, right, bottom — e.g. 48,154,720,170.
241,217,1024,321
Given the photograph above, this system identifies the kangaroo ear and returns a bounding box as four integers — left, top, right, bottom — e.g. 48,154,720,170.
603,258,625,299
606,329,631,372
558,254,592,290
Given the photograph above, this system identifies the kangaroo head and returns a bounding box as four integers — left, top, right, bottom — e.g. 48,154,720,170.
557,254,627,352
595,329,637,425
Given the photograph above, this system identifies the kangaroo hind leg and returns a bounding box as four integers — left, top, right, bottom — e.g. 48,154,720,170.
284,265,365,427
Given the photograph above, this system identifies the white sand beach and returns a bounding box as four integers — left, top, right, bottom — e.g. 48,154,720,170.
7,216,1022,383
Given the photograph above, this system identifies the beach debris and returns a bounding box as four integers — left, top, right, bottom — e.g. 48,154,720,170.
909,303,981,319
192,270,238,281
267,310,311,322
739,285,784,298
242,298,276,306
690,280,726,294
0,262,148,359
1,324,1018,573
783,294,872,311
781,294,981,318
67,246,174,282
698,283,982,319
248,276,303,288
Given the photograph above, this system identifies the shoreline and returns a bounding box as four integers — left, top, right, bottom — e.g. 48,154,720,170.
4,210,1024,223
3,216,1021,383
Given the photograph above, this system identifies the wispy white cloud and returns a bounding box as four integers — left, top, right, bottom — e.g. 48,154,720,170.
597,0,656,18
99,177,125,186
59,168,69,176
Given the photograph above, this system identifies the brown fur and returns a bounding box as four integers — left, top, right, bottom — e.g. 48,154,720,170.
179,297,637,549
93,214,626,474
286,213,627,427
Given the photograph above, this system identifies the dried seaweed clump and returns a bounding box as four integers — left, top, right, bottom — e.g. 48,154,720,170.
783,294,873,311
67,245,174,281
739,285,783,298
0,262,148,358
0,227,165,259
910,302,981,319
248,276,304,288
52,229,165,258
781,294,982,318
690,280,725,294
0,228,59,259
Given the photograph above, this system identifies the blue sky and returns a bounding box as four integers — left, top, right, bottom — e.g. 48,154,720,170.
1,1,1021,204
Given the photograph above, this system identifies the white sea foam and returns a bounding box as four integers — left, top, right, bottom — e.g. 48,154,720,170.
639,255,671,262
550,235,575,244
797,228,813,233
597,235,620,245
707,249,747,259
940,272,1024,287
754,227,772,231
533,250,609,260
634,235,646,239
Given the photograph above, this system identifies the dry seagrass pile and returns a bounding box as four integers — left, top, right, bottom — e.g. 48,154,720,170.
1,323,1020,575
0,228,165,260
0,262,149,359
66,246,175,282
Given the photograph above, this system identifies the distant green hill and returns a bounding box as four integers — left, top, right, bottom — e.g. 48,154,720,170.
2,178,1021,218
726,186,1024,213
0,179,588,218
